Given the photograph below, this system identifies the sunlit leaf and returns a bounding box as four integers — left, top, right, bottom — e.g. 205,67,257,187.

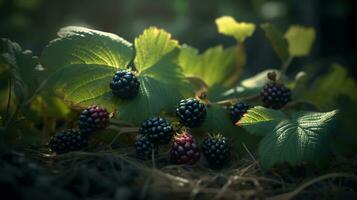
284,25,316,57
215,16,256,43
179,45,236,87
134,27,179,71
41,26,134,72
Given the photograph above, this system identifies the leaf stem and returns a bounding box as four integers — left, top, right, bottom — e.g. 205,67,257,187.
280,56,294,75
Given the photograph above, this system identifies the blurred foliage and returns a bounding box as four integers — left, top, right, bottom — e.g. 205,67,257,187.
0,0,356,76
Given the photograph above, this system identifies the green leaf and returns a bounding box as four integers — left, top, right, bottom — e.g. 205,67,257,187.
41,26,134,72
284,25,316,57
200,104,260,155
47,64,119,112
220,69,282,100
244,109,338,170
215,16,256,43
134,27,179,71
260,23,289,61
1,38,43,102
238,106,287,136
179,45,236,87
117,57,193,124
303,64,357,109
44,27,193,124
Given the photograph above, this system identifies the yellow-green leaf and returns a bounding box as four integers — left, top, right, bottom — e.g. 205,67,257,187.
134,27,179,71
215,16,256,43
284,25,316,57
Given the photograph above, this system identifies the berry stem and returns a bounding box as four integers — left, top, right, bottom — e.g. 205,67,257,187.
187,76,209,90
280,56,294,75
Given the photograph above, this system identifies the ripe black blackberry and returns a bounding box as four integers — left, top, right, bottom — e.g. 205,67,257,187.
135,136,158,159
260,72,291,109
229,102,250,124
48,129,88,154
202,134,230,169
176,98,207,128
110,70,140,99
78,105,110,134
139,117,174,145
170,131,200,165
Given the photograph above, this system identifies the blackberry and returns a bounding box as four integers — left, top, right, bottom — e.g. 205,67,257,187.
135,136,158,159
229,102,250,124
260,72,291,109
110,70,140,99
48,129,88,154
170,131,200,165
176,98,207,128
78,105,110,134
139,117,174,145
202,134,230,169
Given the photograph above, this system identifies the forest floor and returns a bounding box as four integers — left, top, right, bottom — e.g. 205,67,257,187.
1,144,357,200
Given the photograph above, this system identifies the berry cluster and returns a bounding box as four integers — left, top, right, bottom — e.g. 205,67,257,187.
170,131,200,165
260,72,291,109
202,135,230,169
48,129,88,154
176,98,207,128
110,70,140,99
78,105,110,134
229,102,250,124
48,105,110,154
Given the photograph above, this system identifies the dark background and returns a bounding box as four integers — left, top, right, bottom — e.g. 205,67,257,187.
1,0,356,77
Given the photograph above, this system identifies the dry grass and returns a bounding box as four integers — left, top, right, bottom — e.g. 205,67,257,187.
26,144,357,200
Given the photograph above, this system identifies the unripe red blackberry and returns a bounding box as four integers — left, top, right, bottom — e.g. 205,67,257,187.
139,117,174,145
176,98,206,128
170,131,200,165
135,136,158,159
229,102,250,124
202,134,230,169
48,129,88,154
260,72,291,109
110,70,140,99
78,105,110,134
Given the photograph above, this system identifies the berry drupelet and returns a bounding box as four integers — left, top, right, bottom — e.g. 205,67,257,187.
170,131,200,165
202,134,230,169
78,105,110,134
229,102,250,124
110,70,140,99
135,136,158,159
260,72,291,109
48,129,88,154
176,98,207,128
139,117,174,145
